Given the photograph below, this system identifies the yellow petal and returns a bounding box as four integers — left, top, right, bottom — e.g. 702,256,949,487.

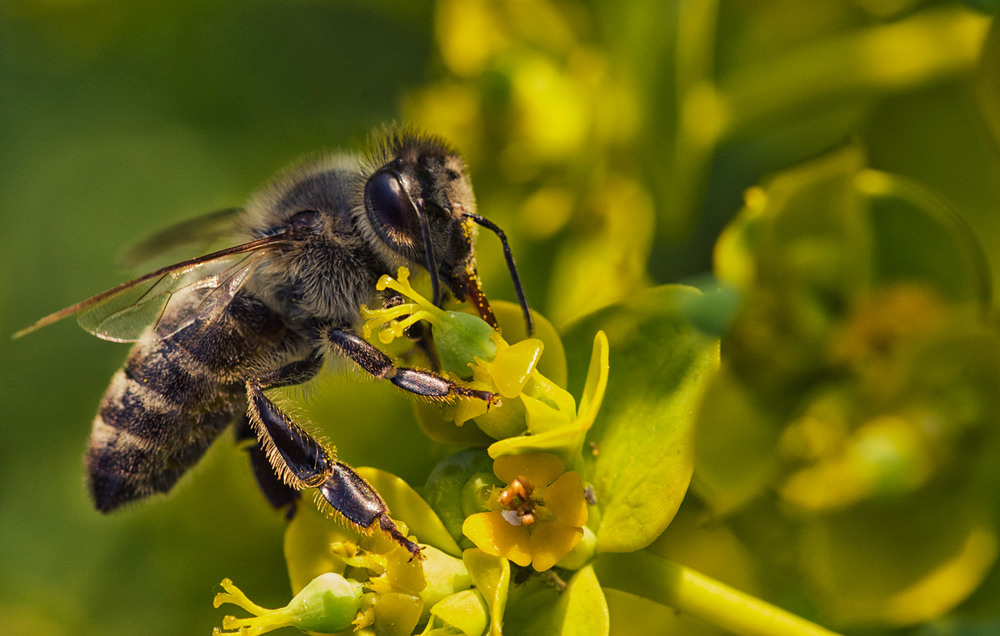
577,330,610,427
528,521,584,572
463,513,532,567
492,338,544,398
493,452,565,487
521,393,571,434
544,471,588,528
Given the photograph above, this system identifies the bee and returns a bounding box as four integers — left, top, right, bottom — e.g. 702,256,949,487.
15,128,531,558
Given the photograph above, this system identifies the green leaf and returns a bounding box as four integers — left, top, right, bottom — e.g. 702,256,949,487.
427,589,489,636
462,549,511,636
562,285,720,553
502,565,609,636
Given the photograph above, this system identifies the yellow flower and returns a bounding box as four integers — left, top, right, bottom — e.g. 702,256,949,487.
462,452,588,571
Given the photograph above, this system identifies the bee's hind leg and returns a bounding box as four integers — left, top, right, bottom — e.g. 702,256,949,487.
245,357,423,559
234,414,300,518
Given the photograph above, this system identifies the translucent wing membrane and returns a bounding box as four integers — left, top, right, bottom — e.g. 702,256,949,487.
79,250,268,342
120,207,244,269
14,234,289,342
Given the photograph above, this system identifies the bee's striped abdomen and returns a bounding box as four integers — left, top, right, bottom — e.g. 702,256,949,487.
86,330,245,511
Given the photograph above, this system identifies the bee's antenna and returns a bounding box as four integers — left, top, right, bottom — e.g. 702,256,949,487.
463,213,532,335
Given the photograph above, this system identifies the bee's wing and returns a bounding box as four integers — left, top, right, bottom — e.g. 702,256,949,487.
14,234,289,342
78,250,270,343
120,207,245,269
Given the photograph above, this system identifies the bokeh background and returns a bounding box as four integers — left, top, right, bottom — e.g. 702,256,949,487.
2,0,999,634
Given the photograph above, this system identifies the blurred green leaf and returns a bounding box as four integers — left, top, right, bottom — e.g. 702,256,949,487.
976,22,1000,151
692,366,784,515
962,0,1000,16
562,285,719,553
800,490,998,627
857,170,992,308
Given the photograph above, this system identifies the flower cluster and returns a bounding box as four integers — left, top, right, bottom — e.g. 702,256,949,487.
362,267,608,569
214,267,609,635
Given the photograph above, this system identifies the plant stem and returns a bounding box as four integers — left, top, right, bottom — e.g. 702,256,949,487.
595,550,841,636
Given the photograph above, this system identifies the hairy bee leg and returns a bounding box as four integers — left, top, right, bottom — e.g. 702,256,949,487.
327,327,499,403
235,350,325,513
245,362,422,558
246,377,331,488
319,463,423,558
234,415,300,515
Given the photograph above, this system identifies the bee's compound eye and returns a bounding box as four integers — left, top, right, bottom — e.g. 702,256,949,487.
365,170,418,244
290,210,320,228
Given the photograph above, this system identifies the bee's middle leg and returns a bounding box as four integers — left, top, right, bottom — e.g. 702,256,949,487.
326,326,499,404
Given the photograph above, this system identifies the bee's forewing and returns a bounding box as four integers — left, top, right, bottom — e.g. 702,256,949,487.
78,250,268,342
14,234,287,342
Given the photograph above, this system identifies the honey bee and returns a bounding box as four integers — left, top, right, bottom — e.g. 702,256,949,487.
16,128,531,557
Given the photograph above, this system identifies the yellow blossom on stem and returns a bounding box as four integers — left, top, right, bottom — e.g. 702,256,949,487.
462,452,589,571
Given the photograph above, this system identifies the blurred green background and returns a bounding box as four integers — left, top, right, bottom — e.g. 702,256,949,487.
3,0,1000,634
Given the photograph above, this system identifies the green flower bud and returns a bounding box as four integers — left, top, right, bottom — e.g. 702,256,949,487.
436,310,499,379
212,573,363,635
290,573,365,633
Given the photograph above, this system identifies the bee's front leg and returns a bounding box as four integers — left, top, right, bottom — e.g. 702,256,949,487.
245,357,423,559
326,326,499,404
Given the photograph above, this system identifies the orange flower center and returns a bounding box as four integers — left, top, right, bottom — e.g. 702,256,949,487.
498,477,537,526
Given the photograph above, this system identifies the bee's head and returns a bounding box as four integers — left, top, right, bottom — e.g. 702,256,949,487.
359,129,531,333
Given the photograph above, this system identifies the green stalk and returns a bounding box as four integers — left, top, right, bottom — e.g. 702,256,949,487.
595,550,841,636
